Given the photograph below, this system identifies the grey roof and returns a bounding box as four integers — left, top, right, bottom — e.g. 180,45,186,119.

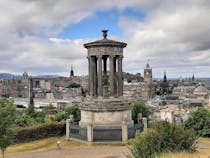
84,38,127,48
194,86,209,93
84,30,127,48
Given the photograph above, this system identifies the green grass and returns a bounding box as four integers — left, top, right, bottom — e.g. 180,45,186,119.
3,136,210,158
158,137,210,158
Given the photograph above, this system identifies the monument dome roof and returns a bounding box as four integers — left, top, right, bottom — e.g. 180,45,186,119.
194,86,209,93
23,71,28,76
84,30,127,48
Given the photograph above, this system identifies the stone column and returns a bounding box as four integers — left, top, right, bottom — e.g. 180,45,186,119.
118,55,123,96
137,113,142,124
142,117,148,131
87,124,93,142
97,55,102,97
29,78,34,105
109,55,115,96
103,56,109,97
103,56,107,76
66,119,70,139
93,56,97,96
89,56,94,96
113,57,117,96
122,122,128,142
87,56,90,96
66,115,74,139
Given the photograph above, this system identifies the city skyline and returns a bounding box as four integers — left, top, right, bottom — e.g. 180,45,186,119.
0,1,209,78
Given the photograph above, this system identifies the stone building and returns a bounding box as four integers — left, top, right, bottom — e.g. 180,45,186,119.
141,63,155,100
0,72,30,98
0,71,88,100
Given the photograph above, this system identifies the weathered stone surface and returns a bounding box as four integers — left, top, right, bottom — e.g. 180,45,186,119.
78,30,133,142
84,30,126,98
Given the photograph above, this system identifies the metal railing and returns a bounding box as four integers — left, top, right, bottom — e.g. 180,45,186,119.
70,125,87,141
93,128,122,142
128,124,143,139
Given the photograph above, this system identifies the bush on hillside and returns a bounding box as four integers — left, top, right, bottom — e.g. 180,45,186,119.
132,101,150,123
51,104,80,122
129,121,197,158
184,108,210,137
14,122,65,144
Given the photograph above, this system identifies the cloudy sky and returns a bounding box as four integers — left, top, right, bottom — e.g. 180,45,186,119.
0,0,210,78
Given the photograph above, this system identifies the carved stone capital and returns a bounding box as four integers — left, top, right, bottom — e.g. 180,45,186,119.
96,55,102,60
118,55,123,61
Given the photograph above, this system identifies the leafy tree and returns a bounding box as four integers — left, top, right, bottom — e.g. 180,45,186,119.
51,112,66,122
14,115,28,127
15,105,45,127
184,108,210,137
25,104,36,118
0,98,16,158
67,83,81,88
51,104,80,122
130,121,197,158
42,104,56,116
132,102,150,122
65,104,81,120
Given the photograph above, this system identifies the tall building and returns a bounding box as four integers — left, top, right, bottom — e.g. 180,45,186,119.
70,65,74,77
164,70,167,83
142,63,154,100
159,70,169,95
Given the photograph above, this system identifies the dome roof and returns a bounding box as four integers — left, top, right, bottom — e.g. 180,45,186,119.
194,86,209,93
23,72,28,76
84,30,127,48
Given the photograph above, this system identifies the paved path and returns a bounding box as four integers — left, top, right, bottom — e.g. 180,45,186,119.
5,146,130,158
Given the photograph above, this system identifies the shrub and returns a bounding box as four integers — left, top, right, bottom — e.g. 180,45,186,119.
67,83,81,88
51,104,80,122
65,104,81,120
130,129,161,158
152,121,197,152
14,122,65,144
129,121,197,158
184,108,210,137
50,112,66,122
132,101,150,122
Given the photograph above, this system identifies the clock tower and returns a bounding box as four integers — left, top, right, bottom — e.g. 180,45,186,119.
142,63,153,100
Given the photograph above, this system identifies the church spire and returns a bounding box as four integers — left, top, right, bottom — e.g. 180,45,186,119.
70,65,74,77
164,70,167,83
192,74,195,81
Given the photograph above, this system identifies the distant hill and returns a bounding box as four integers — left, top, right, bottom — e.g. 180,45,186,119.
33,75,61,79
0,73,62,80
0,73,22,80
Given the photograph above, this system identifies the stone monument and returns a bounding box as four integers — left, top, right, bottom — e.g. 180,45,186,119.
79,30,133,142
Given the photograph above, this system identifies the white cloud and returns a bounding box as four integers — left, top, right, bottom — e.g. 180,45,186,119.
0,0,209,78
119,0,210,78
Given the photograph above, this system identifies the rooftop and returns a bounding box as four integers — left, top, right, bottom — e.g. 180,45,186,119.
84,30,127,48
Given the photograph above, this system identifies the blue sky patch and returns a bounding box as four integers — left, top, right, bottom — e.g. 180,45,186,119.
58,8,146,40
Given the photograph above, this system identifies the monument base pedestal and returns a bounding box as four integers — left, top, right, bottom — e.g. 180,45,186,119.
79,97,133,128
77,97,134,142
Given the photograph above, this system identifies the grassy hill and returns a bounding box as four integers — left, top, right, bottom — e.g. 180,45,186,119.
2,137,210,158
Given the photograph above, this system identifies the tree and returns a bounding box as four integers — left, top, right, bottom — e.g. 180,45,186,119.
65,104,81,120
51,104,81,122
184,108,210,137
67,83,81,88
130,121,197,158
25,104,36,118
0,98,16,158
132,102,150,122
42,104,56,116
15,104,45,127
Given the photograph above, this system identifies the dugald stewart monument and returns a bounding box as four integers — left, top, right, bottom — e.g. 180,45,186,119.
67,30,141,142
